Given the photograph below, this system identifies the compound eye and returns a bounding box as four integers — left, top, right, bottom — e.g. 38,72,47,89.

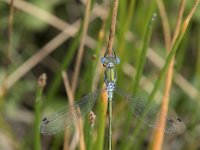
101,57,106,64
115,57,120,64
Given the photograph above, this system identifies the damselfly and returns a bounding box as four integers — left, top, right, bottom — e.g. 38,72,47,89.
40,51,185,135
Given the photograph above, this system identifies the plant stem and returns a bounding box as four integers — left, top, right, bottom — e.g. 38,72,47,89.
62,71,85,150
120,13,156,150
150,1,185,150
108,97,112,150
71,0,91,94
104,0,119,148
106,0,119,55
96,88,108,150
132,13,156,93
34,73,47,150
6,0,14,62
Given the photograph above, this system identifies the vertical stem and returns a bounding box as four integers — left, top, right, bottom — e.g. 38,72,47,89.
71,0,91,94
150,1,185,150
96,88,108,150
106,0,119,55
34,88,42,150
132,13,156,93
62,71,85,150
7,0,14,61
108,97,112,150
34,73,47,150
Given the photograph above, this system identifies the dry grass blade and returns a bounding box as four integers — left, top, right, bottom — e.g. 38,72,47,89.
151,1,185,150
156,0,171,51
106,0,119,55
6,0,14,61
62,71,85,150
71,0,91,94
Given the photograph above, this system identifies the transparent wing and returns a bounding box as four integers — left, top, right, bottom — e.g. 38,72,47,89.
40,89,103,135
114,87,185,134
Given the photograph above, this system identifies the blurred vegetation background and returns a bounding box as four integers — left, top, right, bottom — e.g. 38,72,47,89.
0,0,200,150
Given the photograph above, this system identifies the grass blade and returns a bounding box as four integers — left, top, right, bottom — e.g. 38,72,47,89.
34,73,47,150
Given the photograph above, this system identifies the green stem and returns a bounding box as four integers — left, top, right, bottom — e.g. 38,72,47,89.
34,86,43,150
86,124,94,150
118,0,136,56
108,98,112,150
119,13,156,150
34,73,47,150
96,94,107,150
132,13,156,93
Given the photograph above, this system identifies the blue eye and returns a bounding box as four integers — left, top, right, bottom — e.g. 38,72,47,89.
101,57,107,64
115,57,120,64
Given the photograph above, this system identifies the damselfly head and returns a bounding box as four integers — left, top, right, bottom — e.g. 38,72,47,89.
101,56,120,67
101,49,120,67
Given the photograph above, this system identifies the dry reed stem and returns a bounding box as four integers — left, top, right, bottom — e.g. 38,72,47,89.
6,0,14,61
151,0,200,150
71,0,91,94
61,72,71,150
62,71,85,150
156,0,171,51
151,60,174,150
171,0,186,45
106,0,119,55
151,1,185,150
181,0,200,34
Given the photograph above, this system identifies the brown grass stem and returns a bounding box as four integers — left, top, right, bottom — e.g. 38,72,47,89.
61,72,72,150
6,0,14,61
151,1,185,150
171,0,186,45
156,0,171,51
71,0,91,94
180,0,200,35
62,71,85,150
106,0,119,55
151,0,199,150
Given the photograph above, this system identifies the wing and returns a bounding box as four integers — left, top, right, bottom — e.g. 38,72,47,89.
40,89,103,135
114,87,185,134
